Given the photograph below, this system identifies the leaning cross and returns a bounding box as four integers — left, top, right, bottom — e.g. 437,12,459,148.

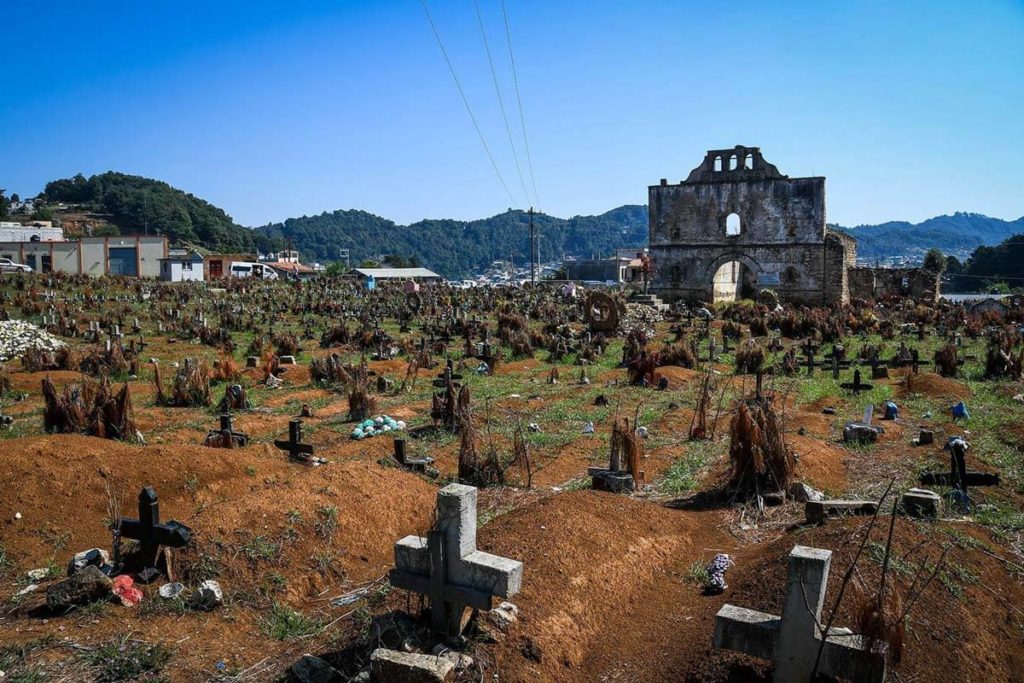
714,545,885,683
389,484,523,635
118,486,192,582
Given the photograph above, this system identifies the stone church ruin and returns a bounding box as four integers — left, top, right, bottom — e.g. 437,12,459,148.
650,145,868,305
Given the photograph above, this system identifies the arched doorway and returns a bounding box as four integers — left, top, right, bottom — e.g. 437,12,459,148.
708,255,759,303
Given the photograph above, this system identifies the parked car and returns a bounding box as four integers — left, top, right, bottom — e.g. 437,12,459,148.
228,261,278,280
0,257,32,273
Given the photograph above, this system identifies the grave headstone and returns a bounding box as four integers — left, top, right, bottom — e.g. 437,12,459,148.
713,545,885,682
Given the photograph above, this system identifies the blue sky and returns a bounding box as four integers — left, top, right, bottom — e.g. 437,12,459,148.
2,1,1022,227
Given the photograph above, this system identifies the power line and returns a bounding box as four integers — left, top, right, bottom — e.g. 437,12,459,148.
473,0,528,207
500,0,540,210
420,0,517,206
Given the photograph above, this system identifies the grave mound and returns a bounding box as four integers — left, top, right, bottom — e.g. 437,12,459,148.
896,372,971,400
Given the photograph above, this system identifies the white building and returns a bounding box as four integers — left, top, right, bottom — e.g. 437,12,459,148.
0,221,64,243
159,253,204,282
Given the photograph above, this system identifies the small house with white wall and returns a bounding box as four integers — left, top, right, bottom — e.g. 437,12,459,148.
159,253,204,282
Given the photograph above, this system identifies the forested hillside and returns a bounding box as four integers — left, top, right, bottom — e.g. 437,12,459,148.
834,212,1024,262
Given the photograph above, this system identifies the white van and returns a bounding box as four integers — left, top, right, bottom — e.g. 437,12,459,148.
229,262,278,280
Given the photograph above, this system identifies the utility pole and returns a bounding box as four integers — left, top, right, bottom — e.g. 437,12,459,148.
529,207,536,284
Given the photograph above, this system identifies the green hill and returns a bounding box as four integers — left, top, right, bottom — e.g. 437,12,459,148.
41,172,256,253
832,212,1024,262
253,205,649,279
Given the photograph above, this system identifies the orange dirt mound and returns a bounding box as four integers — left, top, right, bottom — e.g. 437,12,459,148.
0,434,436,587
483,491,735,682
898,372,971,400
653,365,700,387
788,433,847,494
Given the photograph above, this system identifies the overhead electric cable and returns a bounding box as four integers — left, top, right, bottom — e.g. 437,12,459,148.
420,0,517,206
472,0,528,206
499,0,540,210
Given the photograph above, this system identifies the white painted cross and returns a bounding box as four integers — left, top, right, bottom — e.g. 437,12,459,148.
713,545,886,682
389,484,523,635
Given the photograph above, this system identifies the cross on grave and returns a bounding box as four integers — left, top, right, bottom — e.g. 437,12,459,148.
801,346,818,376
907,348,930,375
714,545,885,683
721,333,731,355
919,437,999,502
118,486,192,583
861,352,889,380
840,369,873,396
829,352,852,380
274,419,322,465
390,484,523,635
206,413,249,448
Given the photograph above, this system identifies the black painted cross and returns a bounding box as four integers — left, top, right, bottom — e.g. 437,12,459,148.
919,438,999,502
118,486,191,583
801,346,818,377
840,369,873,396
274,419,316,463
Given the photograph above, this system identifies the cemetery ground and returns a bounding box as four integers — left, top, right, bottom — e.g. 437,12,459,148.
0,278,1023,681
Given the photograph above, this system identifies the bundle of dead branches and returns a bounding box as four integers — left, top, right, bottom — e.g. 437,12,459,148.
77,343,134,378
347,360,377,421
310,353,352,386
609,416,643,481
734,339,767,374
273,333,301,358
627,350,658,386
689,370,713,440
0,364,10,395
212,350,241,383
154,357,212,407
20,346,57,372
218,383,251,411
727,398,795,500
984,336,1024,380
933,343,960,377
506,330,533,358
42,376,140,441
457,388,503,486
319,324,350,348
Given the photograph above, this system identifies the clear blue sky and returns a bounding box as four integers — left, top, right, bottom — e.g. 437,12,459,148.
2,0,1022,227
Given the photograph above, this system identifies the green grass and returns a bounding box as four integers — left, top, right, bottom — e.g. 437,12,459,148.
237,534,281,563
259,601,324,640
80,637,172,682
657,440,718,496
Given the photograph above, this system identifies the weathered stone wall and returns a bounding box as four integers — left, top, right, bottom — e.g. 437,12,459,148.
848,267,941,303
649,146,853,305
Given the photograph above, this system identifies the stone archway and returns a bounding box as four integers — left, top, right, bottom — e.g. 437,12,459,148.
704,252,761,303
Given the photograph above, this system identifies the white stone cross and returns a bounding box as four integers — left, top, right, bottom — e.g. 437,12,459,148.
389,484,523,634
713,545,886,682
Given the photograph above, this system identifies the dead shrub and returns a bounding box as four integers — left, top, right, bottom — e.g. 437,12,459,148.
658,342,696,369
155,357,212,407
734,339,767,374
727,399,795,499
347,360,377,421
310,353,352,386
319,324,350,348
42,376,140,441
610,417,643,481
273,333,300,358
213,351,241,383
933,344,960,377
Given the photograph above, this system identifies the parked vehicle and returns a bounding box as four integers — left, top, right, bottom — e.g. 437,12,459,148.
228,261,278,280
0,257,32,273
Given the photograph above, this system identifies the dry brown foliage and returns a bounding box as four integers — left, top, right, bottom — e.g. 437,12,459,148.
727,399,795,498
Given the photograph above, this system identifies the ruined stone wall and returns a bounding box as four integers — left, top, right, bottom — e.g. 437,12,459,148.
848,267,941,303
649,146,848,305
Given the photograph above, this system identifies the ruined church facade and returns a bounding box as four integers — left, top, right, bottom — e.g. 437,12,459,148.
648,146,856,305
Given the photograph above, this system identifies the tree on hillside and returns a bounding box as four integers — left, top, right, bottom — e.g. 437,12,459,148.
0,190,8,219
923,248,946,273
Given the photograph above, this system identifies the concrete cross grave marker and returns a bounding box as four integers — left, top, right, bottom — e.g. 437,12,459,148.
118,486,192,583
390,484,523,635
714,545,885,683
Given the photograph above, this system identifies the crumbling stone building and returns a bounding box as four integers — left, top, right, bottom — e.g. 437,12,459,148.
848,267,941,303
648,146,856,305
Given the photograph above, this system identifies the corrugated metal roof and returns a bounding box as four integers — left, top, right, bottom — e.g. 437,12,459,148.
350,267,442,279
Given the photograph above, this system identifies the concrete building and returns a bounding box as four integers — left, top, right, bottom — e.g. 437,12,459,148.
0,235,167,276
564,250,646,285
648,146,855,305
159,253,204,282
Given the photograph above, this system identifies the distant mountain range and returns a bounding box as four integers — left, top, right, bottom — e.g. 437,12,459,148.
29,172,1024,280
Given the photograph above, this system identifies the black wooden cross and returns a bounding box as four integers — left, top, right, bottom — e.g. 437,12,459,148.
861,352,889,380
840,369,873,395
208,413,248,448
919,438,999,502
908,348,931,375
118,486,191,582
801,346,818,376
721,333,731,355
274,419,316,462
